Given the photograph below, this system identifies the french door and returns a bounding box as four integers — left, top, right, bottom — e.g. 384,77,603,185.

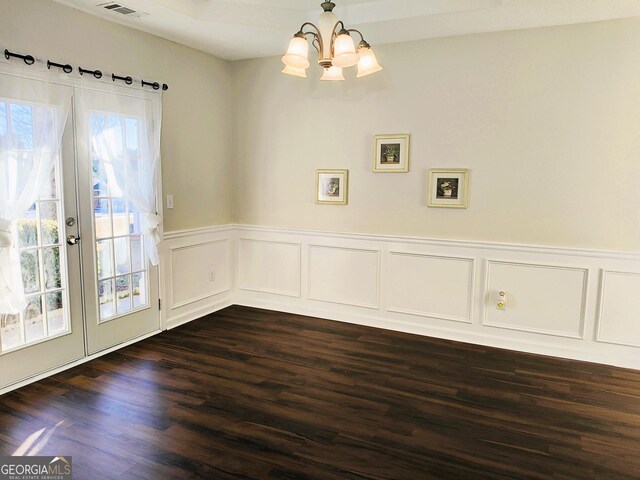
0,88,85,388
75,91,160,355
0,74,161,390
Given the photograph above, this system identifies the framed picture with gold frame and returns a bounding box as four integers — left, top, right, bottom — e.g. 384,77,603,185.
373,134,410,173
316,169,348,205
427,168,469,208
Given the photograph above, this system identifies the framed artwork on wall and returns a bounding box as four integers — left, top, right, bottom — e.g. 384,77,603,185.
427,168,470,208
373,134,410,173
316,169,349,205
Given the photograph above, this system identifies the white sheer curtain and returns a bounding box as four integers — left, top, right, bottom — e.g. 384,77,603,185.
0,73,71,314
75,86,162,266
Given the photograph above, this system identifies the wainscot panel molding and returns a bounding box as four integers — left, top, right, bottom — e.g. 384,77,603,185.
596,270,640,348
171,240,231,309
483,260,588,339
161,226,234,329
388,252,475,324
308,245,381,309
238,239,301,297
231,225,640,370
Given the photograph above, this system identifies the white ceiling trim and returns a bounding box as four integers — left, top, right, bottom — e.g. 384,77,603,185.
51,0,640,61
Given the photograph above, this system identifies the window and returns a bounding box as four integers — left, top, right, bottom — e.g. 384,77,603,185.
0,99,70,351
90,112,149,321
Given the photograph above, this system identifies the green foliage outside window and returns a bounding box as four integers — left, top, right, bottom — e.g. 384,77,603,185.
18,219,61,296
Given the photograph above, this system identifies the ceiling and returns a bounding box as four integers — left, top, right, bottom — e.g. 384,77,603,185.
51,0,640,61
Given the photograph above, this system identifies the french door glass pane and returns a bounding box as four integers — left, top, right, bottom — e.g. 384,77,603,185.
40,201,60,245
116,275,131,314
43,247,62,289
0,99,71,354
114,237,130,275
0,314,20,351
94,198,111,238
24,296,44,343
20,249,40,294
96,239,113,279
40,166,57,200
131,235,144,272
45,291,65,335
98,279,114,319
18,204,38,247
90,111,149,322
132,272,147,309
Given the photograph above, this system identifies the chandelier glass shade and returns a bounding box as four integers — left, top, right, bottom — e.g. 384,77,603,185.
282,65,308,78
355,45,383,77
281,1,383,81
320,66,345,81
281,36,310,69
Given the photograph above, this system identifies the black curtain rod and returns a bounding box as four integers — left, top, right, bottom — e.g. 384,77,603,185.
47,60,72,74
4,49,34,65
141,79,168,91
112,73,133,85
3,48,169,91
79,66,102,79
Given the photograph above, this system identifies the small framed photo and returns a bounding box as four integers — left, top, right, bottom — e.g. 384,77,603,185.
373,134,410,173
316,169,349,205
428,168,470,208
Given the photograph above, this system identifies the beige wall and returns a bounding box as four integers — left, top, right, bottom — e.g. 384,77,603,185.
5,2,639,251
0,0,233,232
232,19,640,251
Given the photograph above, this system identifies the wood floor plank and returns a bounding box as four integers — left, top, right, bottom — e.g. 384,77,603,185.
2,305,640,479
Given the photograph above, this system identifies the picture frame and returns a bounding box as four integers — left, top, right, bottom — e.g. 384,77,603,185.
316,169,349,205
427,168,470,208
373,134,410,173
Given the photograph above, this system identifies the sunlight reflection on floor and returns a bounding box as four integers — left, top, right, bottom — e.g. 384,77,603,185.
12,420,65,456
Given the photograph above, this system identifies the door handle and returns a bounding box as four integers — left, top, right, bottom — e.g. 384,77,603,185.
66,235,81,246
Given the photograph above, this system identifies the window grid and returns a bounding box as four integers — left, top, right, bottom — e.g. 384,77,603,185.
0,160,69,353
91,112,149,322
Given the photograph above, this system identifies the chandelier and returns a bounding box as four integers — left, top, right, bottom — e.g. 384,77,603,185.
281,1,383,81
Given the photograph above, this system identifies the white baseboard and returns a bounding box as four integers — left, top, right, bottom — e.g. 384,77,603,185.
166,298,234,330
235,296,640,370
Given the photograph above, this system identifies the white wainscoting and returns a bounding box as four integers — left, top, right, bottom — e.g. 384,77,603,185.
597,270,640,348
483,260,588,338
388,252,474,323
232,225,640,370
171,239,231,308
160,224,640,370
308,245,380,309
161,226,234,329
238,239,301,297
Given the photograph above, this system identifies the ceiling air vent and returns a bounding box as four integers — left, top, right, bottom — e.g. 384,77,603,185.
97,2,148,18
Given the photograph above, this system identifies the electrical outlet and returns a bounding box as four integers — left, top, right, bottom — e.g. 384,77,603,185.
497,290,507,310
166,194,174,209
209,271,215,282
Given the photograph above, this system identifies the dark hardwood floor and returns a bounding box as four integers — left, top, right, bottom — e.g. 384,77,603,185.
1,305,640,479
